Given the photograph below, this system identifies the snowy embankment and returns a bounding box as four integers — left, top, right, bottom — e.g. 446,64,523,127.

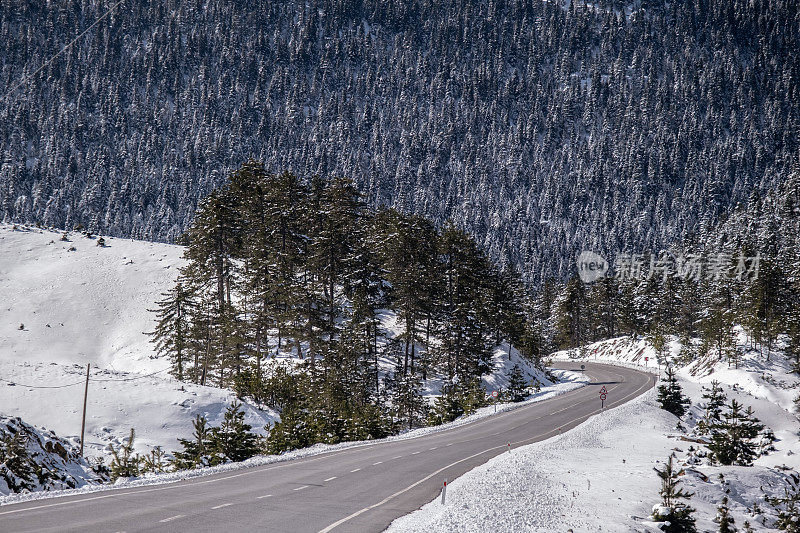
0,415,104,495
392,335,800,532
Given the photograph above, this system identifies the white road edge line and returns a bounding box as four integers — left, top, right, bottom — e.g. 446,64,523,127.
159,514,185,523
256,494,272,499
372,461,383,465
211,503,232,510
293,485,309,491
324,476,337,482
350,468,361,473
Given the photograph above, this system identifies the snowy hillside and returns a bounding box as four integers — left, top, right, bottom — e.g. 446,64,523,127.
393,335,800,531
0,223,182,373
0,224,275,461
0,224,555,490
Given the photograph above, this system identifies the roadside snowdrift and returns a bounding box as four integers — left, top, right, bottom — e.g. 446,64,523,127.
394,335,800,531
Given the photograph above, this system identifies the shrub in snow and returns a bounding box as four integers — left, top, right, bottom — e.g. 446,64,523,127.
108,428,141,481
0,415,106,495
652,453,697,533
173,403,263,468
714,496,736,533
767,472,800,532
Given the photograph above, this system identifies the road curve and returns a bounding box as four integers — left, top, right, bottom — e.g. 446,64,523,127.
0,363,653,533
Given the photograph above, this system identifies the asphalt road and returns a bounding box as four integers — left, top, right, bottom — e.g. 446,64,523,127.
0,363,653,533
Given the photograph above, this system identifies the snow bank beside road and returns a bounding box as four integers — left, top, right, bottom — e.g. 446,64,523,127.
393,334,800,532
388,390,793,532
388,391,675,533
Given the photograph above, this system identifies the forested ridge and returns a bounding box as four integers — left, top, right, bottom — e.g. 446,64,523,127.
1,0,798,283
549,174,800,375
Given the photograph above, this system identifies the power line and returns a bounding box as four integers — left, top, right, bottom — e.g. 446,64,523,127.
0,367,169,388
0,376,84,389
0,0,127,107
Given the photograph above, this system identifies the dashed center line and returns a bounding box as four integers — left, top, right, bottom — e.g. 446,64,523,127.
159,515,184,523
350,468,361,473
211,503,232,510
446,443,453,447
392,455,403,459
411,451,421,455
293,485,309,491
324,476,337,482
256,494,272,499
429,447,438,450
372,461,383,465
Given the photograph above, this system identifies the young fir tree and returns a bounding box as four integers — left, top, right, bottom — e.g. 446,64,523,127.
767,473,800,532
657,366,690,417
652,453,697,533
141,446,167,474
715,496,736,533
507,363,529,402
149,281,194,380
709,399,765,466
697,380,727,434
209,402,262,463
171,415,213,469
108,429,140,481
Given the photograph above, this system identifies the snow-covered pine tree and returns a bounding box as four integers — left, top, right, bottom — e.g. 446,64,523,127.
507,363,528,402
209,402,262,464
657,366,690,417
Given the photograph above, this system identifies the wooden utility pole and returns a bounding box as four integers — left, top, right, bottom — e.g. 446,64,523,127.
80,363,89,457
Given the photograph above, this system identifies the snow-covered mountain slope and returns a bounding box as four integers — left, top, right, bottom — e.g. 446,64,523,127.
0,224,277,460
0,224,182,373
395,335,800,531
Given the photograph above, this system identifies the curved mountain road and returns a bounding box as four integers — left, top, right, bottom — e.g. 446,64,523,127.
0,363,653,533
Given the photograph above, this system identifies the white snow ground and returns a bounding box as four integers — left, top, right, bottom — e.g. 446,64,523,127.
391,335,800,532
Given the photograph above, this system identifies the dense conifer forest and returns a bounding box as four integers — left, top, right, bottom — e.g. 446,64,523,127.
1,0,798,283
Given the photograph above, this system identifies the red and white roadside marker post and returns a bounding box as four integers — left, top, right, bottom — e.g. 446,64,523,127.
492,390,498,413
441,478,447,504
